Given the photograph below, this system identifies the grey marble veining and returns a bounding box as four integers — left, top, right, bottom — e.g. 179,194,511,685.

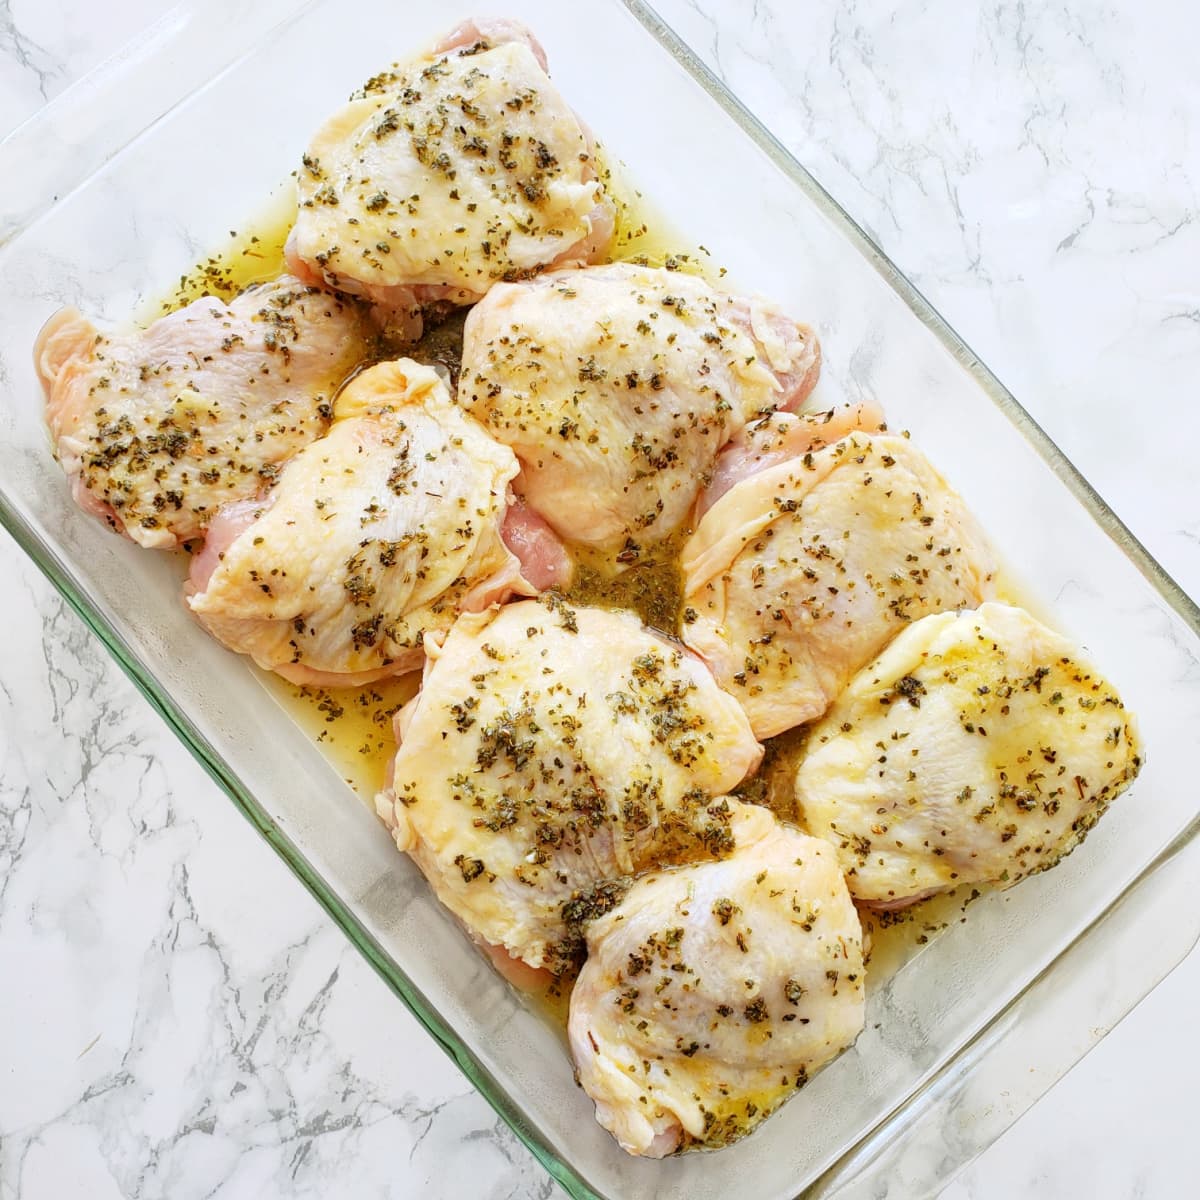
1,2,1197,1198
0,0,163,120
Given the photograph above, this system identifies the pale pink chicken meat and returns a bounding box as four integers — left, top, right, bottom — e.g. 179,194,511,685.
458,263,821,563
285,20,614,330
374,597,762,973
187,359,551,686
683,428,997,738
34,278,366,549
569,802,865,1156
497,491,573,592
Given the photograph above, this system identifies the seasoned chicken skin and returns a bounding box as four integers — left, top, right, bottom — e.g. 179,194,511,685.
794,603,1142,907
286,19,613,320
34,279,365,549
374,598,762,972
459,263,821,559
569,802,865,1157
682,430,996,738
188,359,532,686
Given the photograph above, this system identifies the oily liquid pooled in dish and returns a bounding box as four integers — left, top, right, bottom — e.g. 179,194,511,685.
566,528,689,634
261,673,419,800
857,882,996,983
596,150,719,280
153,172,1043,1027
149,187,299,316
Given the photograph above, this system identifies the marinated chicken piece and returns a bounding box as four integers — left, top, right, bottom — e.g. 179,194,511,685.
374,598,762,972
187,359,544,686
286,19,614,327
459,263,821,560
682,431,996,738
794,603,1142,907
34,278,365,549
568,802,865,1157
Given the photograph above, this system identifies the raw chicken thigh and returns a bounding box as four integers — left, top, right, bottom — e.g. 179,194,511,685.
188,359,545,686
286,19,614,326
682,429,996,738
459,263,821,560
569,802,865,1156
794,603,1142,907
374,597,762,972
34,279,366,549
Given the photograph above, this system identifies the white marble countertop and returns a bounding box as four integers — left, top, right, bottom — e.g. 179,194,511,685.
1,1,1197,1197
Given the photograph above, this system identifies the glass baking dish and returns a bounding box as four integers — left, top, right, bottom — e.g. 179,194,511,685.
2,1,1198,1196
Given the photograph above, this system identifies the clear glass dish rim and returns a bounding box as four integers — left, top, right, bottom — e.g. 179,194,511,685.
1,2,1198,1197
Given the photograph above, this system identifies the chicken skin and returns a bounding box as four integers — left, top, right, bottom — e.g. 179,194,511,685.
568,802,865,1156
34,278,366,549
682,430,996,738
286,19,614,328
374,598,762,972
187,359,540,686
794,603,1142,907
458,263,821,562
